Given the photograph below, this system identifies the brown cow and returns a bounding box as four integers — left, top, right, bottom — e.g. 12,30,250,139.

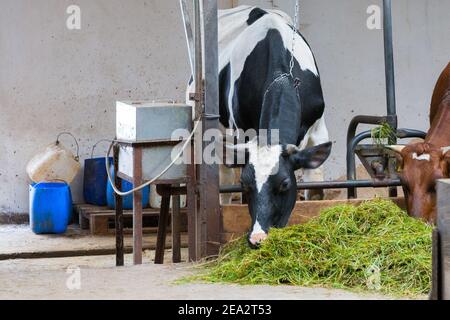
388,62,450,223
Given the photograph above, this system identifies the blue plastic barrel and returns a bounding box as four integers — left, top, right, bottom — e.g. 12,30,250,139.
29,182,72,234
83,157,113,206
106,165,150,209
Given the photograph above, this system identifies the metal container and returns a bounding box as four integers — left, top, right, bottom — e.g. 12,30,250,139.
116,101,192,182
118,142,189,182
116,101,192,142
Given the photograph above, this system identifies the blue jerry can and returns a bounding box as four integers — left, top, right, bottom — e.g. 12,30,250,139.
29,182,72,234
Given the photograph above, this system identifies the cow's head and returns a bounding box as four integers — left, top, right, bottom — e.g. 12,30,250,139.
387,143,450,223
229,141,332,247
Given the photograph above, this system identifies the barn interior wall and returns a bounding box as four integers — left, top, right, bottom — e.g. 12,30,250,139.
0,0,449,215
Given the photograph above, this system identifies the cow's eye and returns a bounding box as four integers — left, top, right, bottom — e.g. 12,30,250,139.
279,179,291,193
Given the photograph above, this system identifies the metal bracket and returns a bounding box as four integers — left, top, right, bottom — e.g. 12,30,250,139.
189,92,204,103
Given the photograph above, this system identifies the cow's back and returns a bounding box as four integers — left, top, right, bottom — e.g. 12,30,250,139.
218,6,325,146
430,62,450,125
426,62,450,147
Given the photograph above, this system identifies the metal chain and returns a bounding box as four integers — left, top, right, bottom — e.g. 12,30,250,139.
289,0,300,77
263,0,301,101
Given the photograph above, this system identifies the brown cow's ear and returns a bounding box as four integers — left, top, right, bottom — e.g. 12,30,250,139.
385,145,404,171
395,153,404,171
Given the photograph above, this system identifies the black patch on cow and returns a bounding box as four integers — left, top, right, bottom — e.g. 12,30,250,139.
218,63,231,128
229,28,325,145
247,8,268,26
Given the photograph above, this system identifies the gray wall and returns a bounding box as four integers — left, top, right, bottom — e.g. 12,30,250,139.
0,0,449,215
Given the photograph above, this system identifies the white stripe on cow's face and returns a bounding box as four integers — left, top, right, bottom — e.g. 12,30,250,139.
412,153,431,161
248,141,282,192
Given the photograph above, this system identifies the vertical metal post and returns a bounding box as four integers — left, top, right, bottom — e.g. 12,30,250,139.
201,0,221,257
189,0,221,260
383,0,397,118
189,0,203,262
383,0,398,197
194,0,203,121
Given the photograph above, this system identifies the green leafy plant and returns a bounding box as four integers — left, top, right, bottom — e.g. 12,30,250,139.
371,122,397,145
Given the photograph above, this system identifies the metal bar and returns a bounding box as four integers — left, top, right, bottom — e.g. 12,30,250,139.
346,128,373,199
383,0,399,196
132,147,143,265
179,0,195,76
396,128,427,140
114,144,124,267
201,0,222,257
190,0,203,262
186,147,198,261
159,179,403,196
194,0,203,120
172,189,182,263
383,0,397,118
220,179,402,194
346,127,426,199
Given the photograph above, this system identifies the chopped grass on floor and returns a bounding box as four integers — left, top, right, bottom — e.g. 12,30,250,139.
186,199,432,297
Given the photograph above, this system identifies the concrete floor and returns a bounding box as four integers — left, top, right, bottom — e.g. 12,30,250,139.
0,253,412,300
0,225,424,300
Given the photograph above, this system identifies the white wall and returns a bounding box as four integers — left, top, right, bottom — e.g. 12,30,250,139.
0,0,449,215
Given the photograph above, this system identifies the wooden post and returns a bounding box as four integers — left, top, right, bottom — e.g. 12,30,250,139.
436,179,450,300
172,187,182,263
132,147,143,265
155,191,171,264
431,228,441,300
114,144,124,267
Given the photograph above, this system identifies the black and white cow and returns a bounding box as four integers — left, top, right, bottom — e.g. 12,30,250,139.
187,6,331,247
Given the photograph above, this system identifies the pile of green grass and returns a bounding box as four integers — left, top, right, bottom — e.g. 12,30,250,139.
190,199,432,297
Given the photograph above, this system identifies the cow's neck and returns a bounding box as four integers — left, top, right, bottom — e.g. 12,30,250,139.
426,91,450,147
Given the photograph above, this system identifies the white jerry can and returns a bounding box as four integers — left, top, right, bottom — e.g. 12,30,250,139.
26,142,81,184
149,185,187,209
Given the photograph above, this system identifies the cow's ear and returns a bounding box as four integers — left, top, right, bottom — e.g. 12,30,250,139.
385,145,405,170
286,142,332,170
